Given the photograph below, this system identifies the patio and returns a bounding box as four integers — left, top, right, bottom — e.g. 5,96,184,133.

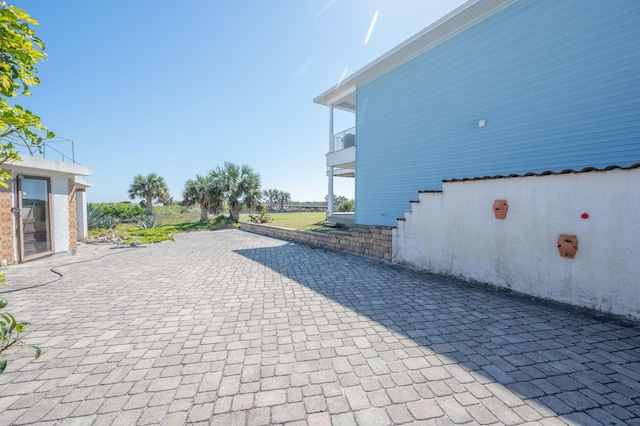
0,230,638,425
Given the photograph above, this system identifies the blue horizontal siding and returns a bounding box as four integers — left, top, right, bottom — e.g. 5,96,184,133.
355,0,640,226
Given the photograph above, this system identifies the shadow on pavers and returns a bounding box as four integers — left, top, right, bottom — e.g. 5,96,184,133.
235,241,640,423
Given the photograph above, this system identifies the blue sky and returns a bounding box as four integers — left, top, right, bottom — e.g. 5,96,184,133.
12,0,466,203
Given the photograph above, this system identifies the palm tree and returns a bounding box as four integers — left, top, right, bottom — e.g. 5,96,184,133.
128,173,169,216
275,190,291,210
183,174,217,222
326,194,348,206
208,162,261,222
263,189,278,210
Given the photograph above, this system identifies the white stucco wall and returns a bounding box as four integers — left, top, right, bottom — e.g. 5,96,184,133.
6,158,92,261
393,169,640,319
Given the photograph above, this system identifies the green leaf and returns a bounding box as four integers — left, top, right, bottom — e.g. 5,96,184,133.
3,312,17,332
0,358,6,374
0,298,7,309
32,346,41,359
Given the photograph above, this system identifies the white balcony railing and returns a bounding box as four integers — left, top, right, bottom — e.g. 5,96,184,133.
331,127,355,152
5,130,78,164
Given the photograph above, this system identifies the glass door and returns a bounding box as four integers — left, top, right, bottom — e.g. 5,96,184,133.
17,176,53,261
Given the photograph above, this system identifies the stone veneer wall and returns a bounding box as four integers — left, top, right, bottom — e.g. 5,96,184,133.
241,222,392,261
68,179,77,251
0,175,14,265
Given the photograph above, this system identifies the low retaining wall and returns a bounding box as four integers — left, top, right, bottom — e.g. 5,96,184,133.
240,223,392,261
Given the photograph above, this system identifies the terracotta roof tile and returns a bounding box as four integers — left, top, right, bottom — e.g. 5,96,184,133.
441,163,640,183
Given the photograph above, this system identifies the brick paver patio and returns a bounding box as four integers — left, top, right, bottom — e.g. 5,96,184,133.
0,229,638,425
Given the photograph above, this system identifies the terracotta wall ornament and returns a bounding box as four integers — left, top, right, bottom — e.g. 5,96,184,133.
493,199,508,219
557,235,579,258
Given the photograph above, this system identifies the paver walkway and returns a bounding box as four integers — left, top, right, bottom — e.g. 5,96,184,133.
0,229,638,425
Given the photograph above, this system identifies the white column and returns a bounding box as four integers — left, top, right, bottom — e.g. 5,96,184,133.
328,167,334,217
76,189,88,240
328,106,334,216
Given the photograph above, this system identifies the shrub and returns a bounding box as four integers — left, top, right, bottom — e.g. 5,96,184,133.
137,215,163,229
101,215,118,229
87,204,104,229
0,297,41,374
98,203,145,220
87,204,120,230
337,199,355,212
249,207,272,224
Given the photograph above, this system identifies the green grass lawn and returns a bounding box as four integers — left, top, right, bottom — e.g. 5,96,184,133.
239,211,331,232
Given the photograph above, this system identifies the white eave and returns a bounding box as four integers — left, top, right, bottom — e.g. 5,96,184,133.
75,176,93,188
10,155,92,177
313,0,514,111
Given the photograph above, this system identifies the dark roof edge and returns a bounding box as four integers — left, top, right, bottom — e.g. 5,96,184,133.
442,163,640,183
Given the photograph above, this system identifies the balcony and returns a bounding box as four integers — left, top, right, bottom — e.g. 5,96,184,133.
326,127,355,176
6,130,78,164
